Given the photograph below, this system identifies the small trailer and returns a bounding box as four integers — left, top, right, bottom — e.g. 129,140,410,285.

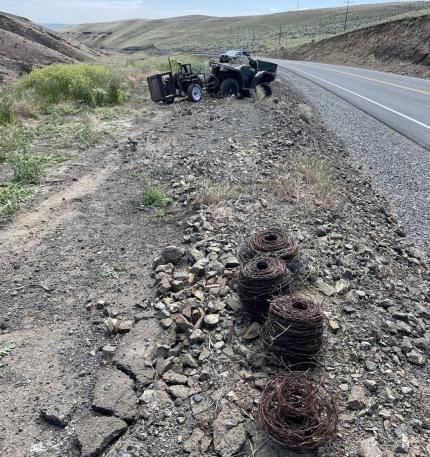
147,59,205,104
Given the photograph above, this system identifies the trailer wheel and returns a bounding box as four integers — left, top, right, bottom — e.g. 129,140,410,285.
260,83,273,97
220,78,240,98
162,97,175,105
187,84,203,102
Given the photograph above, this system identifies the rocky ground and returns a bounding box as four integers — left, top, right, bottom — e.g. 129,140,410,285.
1,80,429,457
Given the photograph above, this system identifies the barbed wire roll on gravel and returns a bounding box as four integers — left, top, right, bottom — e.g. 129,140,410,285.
237,257,292,318
264,293,324,369
239,228,300,263
258,374,338,452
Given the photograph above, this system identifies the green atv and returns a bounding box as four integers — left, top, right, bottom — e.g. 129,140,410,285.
206,56,277,98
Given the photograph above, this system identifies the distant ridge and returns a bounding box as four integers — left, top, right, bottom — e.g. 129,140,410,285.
63,2,430,53
42,23,71,30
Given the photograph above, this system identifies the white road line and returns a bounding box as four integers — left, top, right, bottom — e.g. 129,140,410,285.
280,64,430,131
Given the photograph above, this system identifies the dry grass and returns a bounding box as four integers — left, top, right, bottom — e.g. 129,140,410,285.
251,86,267,102
298,104,313,123
266,155,337,208
196,179,241,206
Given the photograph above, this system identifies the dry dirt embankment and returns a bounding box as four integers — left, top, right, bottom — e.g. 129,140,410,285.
279,14,430,78
0,11,99,86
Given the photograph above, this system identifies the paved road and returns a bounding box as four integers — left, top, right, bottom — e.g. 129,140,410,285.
271,59,430,150
271,59,430,257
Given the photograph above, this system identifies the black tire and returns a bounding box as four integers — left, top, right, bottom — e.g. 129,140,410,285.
162,97,175,105
206,75,219,95
187,84,203,102
220,78,240,98
260,83,273,97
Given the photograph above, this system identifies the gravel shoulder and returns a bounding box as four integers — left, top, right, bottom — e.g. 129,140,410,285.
277,68,430,260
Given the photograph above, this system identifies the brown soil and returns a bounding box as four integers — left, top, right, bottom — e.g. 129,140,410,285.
0,11,100,86
278,14,430,78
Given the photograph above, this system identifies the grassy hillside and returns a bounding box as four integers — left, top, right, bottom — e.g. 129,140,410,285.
64,2,430,53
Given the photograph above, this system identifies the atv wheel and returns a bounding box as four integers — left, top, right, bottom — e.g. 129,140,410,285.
187,84,203,102
206,75,219,96
260,83,273,97
220,78,240,98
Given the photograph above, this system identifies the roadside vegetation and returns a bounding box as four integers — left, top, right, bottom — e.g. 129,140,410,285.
140,174,172,217
267,155,338,210
0,61,155,220
196,179,241,206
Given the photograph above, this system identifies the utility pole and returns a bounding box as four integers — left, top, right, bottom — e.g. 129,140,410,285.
278,26,282,47
343,0,351,32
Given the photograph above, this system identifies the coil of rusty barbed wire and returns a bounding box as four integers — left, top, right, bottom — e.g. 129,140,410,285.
258,373,338,452
264,293,324,369
237,257,292,318
239,228,300,263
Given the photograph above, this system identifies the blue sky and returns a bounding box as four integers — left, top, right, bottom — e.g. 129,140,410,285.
0,0,421,23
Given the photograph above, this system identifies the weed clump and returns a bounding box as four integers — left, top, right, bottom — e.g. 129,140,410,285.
197,179,241,206
10,154,43,184
16,63,128,108
140,175,171,215
0,99,13,126
298,103,313,123
0,184,33,216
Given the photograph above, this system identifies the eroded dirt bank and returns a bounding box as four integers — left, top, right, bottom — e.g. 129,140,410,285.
1,82,429,457
276,14,430,79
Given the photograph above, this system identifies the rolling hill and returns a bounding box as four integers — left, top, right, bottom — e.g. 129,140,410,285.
0,11,99,86
63,2,430,53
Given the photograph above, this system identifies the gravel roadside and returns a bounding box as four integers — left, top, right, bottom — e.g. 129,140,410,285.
277,68,430,259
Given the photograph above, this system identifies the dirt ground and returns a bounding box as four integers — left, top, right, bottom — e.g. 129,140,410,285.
1,81,429,457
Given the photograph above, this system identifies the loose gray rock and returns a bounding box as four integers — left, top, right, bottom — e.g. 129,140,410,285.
347,385,368,411
406,349,426,366
212,404,247,457
204,313,220,328
223,256,240,269
316,279,336,297
359,437,383,457
161,246,186,265
183,428,211,454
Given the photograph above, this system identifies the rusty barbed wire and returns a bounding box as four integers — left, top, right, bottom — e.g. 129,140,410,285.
239,228,300,263
237,257,292,318
258,373,338,452
264,293,324,369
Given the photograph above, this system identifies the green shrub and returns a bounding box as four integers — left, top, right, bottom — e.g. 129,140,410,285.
0,125,34,162
10,154,43,184
16,63,128,107
141,175,171,213
0,184,33,216
0,99,13,126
